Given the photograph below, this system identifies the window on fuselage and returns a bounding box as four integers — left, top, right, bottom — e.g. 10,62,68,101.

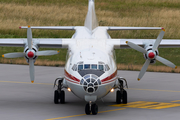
78,65,83,71
105,64,110,71
98,65,104,71
72,64,77,71
84,64,90,69
91,64,97,69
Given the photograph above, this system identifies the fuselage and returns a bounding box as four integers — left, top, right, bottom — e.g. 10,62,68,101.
64,27,118,102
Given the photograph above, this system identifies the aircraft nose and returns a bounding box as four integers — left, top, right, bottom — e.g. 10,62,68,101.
80,74,101,94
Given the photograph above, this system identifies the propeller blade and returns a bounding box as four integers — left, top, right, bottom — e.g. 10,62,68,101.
36,50,59,56
126,41,147,54
152,31,165,51
138,59,150,81
29,59,34,83
156,56,177,69
27,26,32,49
2,53,25,58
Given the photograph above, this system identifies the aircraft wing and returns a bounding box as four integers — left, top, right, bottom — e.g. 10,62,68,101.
0,38,73,48
37,38,74,48
0,38,180,49
109,39,180,49
20,26,76,30
106,27,164,30
20,26,165,31
0,39,25,47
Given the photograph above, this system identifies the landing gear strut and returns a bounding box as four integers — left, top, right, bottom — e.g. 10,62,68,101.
85,102,98,115
54,77,65,104
116,78,128,104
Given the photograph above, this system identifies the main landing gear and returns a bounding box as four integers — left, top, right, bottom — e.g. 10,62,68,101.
85,102,98,115
54,77,65,104
116,78,128,104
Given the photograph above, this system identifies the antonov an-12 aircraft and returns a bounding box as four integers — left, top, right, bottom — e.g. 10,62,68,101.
0,0,180,115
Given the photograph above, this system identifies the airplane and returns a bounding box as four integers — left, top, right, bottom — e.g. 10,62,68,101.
0,0,180,115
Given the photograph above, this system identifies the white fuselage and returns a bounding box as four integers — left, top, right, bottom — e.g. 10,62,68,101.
64,27,118,102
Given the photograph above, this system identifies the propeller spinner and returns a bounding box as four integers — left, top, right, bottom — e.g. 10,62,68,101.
126,30,177,81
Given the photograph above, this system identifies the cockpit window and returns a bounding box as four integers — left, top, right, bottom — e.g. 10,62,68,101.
72,64,77,71
73,61,110,72
78,65,83,71
99,65,104,71
84,74,90,79
84,64,90,69
91,64,97,69
105,64,110,71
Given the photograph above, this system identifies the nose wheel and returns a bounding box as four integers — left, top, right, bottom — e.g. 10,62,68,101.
85,102,98,115
54,78,65,104
116,78,128,104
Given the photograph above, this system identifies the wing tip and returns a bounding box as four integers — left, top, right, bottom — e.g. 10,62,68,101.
137,78,140,81
31,80,34,83
162,28,165,31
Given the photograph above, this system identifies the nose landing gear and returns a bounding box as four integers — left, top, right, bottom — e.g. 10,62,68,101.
85,102,98,115
116,78,128,104
54,77,65,104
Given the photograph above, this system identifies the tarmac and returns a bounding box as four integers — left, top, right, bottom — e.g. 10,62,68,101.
0,64,180,120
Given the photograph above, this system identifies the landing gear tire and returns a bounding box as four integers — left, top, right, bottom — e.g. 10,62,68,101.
122,90,127,104
116,90,127,104
54,78,65,104
116,90,121,104
54,90,59,104
116,78,128,104
60,90,65,104
85,103,91,115
85,103,98,115
91,104,98,115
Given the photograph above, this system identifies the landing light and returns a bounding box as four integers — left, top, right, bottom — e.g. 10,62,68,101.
68,88,71,92
110,88,114,92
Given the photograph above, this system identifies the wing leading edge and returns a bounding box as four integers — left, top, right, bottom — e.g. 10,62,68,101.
0,38,73,48
118,39,180,49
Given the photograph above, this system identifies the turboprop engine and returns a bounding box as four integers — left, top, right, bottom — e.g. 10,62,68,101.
126,30,177,80
2,26,59,83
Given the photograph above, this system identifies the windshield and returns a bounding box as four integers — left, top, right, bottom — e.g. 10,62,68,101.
73,62,110,72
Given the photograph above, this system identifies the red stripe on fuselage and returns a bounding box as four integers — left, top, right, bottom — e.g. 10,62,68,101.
65,77,79,84
64,70,80,83
102,77,117,84
101,70,117,83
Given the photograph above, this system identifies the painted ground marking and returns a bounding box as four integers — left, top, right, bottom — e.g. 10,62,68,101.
0,80,53,85
171,100,180,103
45,108,126,120
111,101,180,109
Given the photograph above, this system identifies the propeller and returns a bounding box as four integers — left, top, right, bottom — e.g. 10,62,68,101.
2,26,59,83
126,30,177,81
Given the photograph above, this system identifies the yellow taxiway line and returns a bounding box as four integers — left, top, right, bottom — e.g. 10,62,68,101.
111,101,180,109
129,88,180,93
171,100,180,103
0,80,53,85
45,108,126,120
